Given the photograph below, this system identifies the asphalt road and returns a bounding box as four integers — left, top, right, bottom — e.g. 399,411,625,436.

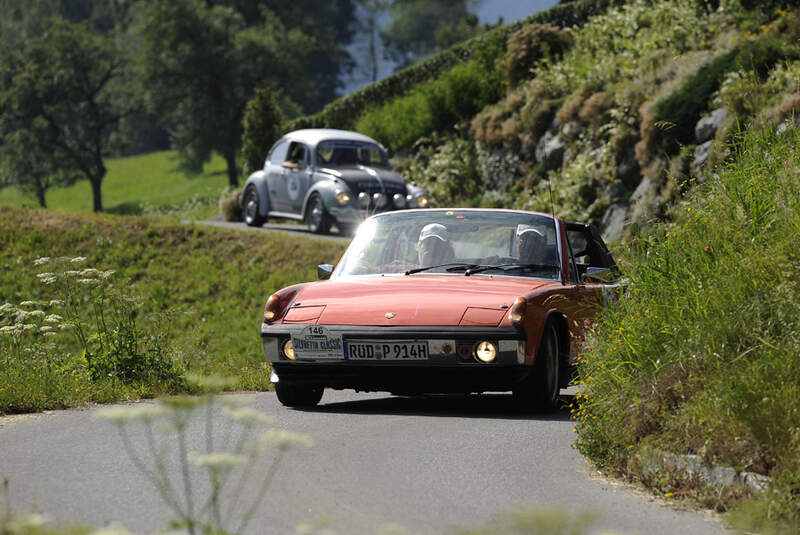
0,390,730,535
197,217,352,243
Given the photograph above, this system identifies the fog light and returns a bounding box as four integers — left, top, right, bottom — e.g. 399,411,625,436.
392,193,406,207
474,341,497,363
335,191,351,204
282,339,295,360
358,191,370,207
406,194,415,207
416,196,429,208
373,192,387,208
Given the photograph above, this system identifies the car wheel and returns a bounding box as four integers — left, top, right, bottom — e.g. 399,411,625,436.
513,320,561,412
274,382,324,408
243,187,266,227
306,194,332,234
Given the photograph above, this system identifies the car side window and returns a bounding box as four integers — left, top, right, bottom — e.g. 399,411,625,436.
286,142,309,166
267,140,289,167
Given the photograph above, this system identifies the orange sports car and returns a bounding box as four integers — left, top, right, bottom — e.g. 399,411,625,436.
261,208,620,411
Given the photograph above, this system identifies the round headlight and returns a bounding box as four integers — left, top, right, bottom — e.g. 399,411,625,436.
282,339,295,360
416,196,429,208
393,193,406,207
358,191,370,207
336,191,351,205
373,192,387,208
474,341,497,363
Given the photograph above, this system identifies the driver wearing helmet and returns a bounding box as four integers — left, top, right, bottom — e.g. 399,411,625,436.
417,223,454,267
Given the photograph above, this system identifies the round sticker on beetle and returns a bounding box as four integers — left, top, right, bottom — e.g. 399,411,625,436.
445,211,454,216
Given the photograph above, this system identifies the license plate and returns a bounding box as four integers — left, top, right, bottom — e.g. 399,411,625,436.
345,340,429,360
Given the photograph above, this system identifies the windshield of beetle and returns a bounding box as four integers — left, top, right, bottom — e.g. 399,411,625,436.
336,210,561,279
317,140,389,168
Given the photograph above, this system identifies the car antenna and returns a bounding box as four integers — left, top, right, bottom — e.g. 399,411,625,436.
545,175,565,286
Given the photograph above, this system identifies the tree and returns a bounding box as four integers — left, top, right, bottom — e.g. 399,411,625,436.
241,89,286,178
135,0,312,188
0,18,129,212
380,0,486,68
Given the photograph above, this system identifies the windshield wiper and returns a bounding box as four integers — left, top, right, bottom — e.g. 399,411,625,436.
405,263,478,275
464,263,560,276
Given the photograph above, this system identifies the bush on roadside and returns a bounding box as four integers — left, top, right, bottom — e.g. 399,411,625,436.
499,24,572,88
219,187,243,222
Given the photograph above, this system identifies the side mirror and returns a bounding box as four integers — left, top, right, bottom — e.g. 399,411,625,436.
317,264,334,280
582,266,611,283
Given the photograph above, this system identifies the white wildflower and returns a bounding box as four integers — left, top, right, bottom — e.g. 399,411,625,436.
28,310,46,319
88,522,134,535
80,268,100,277
19,301,37,306
43,331,57,337
44,314,63,324
79,278,100,285
21,324,37,332
33,257,51,266
36,273,55,280
256,429,313,452
0,325,18,333
94,404,170,424
71,256,87,264
40,325,54,333
59,323,75,330
65,270,80,276
41,276,57,285
49,300,64,307
189,452,246,470
0,303,15,314
100,269,115,279
225,406,273,425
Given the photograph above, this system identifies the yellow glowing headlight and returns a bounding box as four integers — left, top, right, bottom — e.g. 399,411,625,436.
283,339,295,360
474,341,497,363
416,196,429,208
336,191,351,204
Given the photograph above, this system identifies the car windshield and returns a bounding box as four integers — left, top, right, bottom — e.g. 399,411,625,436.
316,140,389,168
336,210,561,280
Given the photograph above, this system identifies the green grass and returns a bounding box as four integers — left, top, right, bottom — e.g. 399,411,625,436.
574,126,800,530
0,150,232,218
0,207,348,413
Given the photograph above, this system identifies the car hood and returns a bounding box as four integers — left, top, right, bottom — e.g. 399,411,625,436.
329,165,405,193
286,275,557,326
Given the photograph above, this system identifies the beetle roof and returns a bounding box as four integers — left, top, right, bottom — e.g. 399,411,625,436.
283,129,380,147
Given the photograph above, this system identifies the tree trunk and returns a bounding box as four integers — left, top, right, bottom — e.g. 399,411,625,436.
91,177,103,212
35,183,47,208
224,151,239,188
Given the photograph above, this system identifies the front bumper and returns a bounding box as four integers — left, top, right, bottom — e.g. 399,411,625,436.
261,324,529,394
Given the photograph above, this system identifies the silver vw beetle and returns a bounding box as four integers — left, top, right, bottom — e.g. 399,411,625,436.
240,129,429,234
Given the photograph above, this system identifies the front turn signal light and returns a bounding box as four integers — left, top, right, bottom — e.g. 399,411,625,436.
264,294,281,323
509,297,526,326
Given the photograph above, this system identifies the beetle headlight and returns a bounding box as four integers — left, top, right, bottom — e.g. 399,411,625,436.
474,341,497,363
335,191,351,205
282,339,295,360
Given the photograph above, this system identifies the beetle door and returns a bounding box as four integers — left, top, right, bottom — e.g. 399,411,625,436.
266,139,290,212
285,142,312,213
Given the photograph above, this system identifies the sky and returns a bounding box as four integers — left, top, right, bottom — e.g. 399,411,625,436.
340,0,561,95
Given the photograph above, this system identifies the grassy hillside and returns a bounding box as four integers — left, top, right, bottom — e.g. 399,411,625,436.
0,150,230,218
575,126,800,531
0,207,347,412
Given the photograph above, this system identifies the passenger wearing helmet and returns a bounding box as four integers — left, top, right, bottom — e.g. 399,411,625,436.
417,223,454,267
517,225,551,266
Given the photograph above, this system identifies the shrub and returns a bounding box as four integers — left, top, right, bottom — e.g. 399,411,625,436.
241,89,285,178
219,187,243,222
500,24,572,87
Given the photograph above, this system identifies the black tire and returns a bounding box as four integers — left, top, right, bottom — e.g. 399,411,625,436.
306,194,332,234
243,186,266,227
275,382,324,408
513,320,561,412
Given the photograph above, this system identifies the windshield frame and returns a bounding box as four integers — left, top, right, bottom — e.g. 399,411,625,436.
332,209,565,283
315,139,390,168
